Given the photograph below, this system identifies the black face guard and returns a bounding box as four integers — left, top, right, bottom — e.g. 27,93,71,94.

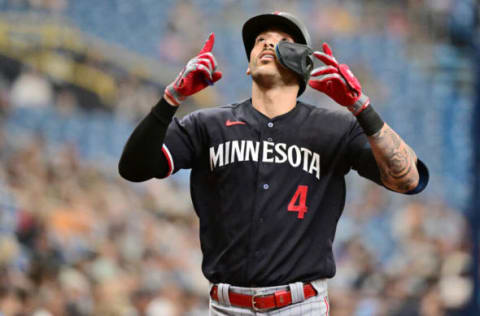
275,41,314,94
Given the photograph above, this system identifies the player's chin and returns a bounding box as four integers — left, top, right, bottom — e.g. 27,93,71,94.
251,70,279,83
252,64,281,76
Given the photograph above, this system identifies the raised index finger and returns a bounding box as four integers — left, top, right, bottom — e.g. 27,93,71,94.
322,42,333,56
313,51,338,67
199,32,215,54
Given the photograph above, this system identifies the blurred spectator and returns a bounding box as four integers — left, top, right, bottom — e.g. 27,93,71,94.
54,88,79,116
114,76,160,121
10,69,53,108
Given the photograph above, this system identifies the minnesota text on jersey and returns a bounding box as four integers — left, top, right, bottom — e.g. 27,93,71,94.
209,140,321,180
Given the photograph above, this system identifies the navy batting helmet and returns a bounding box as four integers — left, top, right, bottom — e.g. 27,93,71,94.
242,12,313,96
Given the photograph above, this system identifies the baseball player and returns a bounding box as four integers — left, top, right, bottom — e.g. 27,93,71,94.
119,12,429,315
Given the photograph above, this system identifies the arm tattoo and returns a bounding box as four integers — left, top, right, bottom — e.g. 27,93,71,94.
369,125,419,192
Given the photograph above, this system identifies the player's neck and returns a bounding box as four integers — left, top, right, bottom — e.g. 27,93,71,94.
251,84,298,119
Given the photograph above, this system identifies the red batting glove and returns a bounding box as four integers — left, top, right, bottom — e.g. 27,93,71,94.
165,33,222,106
308,43,370,116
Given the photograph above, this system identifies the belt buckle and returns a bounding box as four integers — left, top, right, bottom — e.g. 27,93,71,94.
251,293,271,312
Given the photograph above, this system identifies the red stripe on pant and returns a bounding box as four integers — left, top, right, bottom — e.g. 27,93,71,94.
324,296,329,315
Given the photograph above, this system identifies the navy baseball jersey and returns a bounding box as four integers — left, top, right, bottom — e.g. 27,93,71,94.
119,97,428,287
146,98,426,287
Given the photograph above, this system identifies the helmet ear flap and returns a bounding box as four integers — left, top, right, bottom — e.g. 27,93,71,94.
275,41,314,96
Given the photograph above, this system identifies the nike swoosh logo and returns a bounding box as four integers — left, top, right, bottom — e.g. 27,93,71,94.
226,120,246,126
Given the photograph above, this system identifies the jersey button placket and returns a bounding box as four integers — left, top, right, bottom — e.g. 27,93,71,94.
247,122,273,281
266,122,274,142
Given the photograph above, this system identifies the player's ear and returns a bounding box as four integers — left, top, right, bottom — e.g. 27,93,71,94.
246,67,251,75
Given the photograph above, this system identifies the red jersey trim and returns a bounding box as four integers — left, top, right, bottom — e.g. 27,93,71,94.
161,144,174,177
225,120,246,126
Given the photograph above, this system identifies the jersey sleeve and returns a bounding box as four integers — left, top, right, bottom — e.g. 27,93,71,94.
346,120,429,194
162,111,205,176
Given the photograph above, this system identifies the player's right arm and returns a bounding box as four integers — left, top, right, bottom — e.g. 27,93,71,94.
118,33,221,182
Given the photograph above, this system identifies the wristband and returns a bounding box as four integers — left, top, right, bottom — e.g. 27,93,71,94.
356,105,384,136
347,93,370,116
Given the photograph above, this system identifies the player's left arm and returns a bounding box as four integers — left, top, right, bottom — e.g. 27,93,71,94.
309,43,424,193
366,123,419,192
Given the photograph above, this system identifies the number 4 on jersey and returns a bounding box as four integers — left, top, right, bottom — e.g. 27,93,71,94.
288,185,308,219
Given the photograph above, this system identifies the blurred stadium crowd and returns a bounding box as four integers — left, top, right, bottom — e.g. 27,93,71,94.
0,0,478,315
